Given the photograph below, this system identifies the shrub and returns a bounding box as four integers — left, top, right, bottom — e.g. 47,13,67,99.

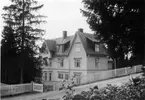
62,77,145,100
142,66,145,76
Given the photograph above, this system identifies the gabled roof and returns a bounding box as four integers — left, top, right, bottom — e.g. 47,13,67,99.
54,35,73,45
42,30,108,57
44,40,56,52
77,31,107,56
55,35,75,56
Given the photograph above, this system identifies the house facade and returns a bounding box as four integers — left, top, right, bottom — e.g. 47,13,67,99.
40,28,113,90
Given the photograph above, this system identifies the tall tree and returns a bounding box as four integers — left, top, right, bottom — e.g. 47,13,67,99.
81,0,144,67
1,0,46,84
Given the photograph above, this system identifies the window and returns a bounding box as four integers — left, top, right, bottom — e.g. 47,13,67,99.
47,60,52,67
57,45,64,53
74,58,81,68
43,72,52,81
49,72,52,81
58,58,64,67
43,57,48,66
95,58,99,68
95,44,100,52
65,74,69,80
44,72,47,81
56,45,60,52
43,57,52,67
75,43,81,52
58,72,69,80
58,73,63,79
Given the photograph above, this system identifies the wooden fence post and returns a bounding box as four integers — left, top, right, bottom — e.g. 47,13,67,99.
10,84,12,96
31,81,34,92
114,68,116,77
125,67,127,75
53,82,56,91
134,65,137,73
94,72,95,82
114,58,117,77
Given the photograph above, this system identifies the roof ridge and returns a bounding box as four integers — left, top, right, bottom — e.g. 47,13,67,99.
45,35,74,41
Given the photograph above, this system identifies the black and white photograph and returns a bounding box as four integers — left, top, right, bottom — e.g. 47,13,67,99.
0,0,145,100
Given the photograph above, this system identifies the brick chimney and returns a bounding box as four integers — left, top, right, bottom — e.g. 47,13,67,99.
78,28,83,32
63,31,67,39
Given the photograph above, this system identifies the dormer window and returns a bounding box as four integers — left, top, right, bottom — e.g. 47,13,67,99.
57,45,64,53
43,57,52,67
95,44,99,52
43,57,48,66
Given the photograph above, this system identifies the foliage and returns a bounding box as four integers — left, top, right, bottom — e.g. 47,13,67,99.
81,0,144,67
61,76,76,100
142,66,145,76
62,77,145,100
1,0,46,84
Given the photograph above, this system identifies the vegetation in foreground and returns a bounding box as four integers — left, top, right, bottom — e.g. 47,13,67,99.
62,75,145,100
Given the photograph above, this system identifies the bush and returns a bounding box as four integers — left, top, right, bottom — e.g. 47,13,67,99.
62,77,145,100
142,66,145,76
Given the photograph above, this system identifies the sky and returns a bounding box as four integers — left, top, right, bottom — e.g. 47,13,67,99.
0,0,93,40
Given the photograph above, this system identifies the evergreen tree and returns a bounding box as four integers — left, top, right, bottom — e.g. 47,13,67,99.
81,0,144,67
1,0,46,84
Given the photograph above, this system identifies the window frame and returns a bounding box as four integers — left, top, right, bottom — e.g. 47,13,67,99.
43,57,48,66
65,73,69,80
49,72,52,81
44,72,47,81
95,57,99,68
75,42,81,52
58,73,63,79
74,58,81,68
58,58,64,67
95,44,100,52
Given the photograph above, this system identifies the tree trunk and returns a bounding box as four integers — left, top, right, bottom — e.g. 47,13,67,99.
20,0,25,83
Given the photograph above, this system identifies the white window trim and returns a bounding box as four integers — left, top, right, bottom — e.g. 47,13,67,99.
95,57,99,68
65,73,69,80
58,58,64,67
75,43,81,52
58,72,69,80
95,44,100,52
74,58,81,68
43,71,52,81
49,72,52,81
58,73,63,79
44,72,47,81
